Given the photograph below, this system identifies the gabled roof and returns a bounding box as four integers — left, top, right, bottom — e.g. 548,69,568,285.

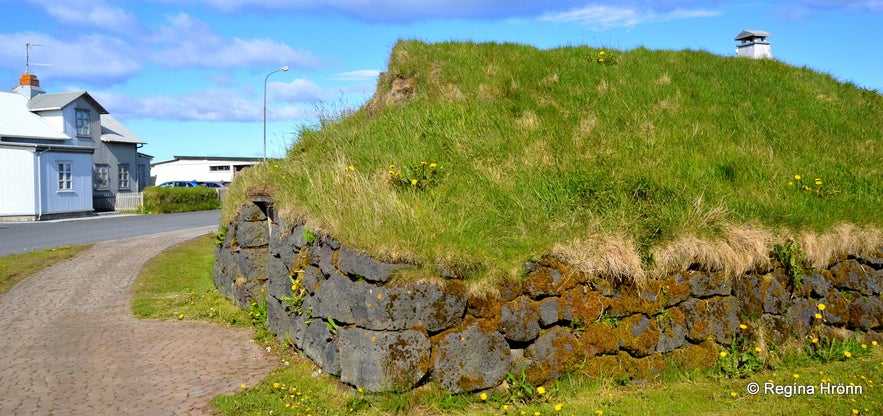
28,91,109,114
100,114,145,144
735,30,772,41
0,92,69,140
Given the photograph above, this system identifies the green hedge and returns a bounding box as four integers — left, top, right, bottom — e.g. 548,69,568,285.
143,187,221,213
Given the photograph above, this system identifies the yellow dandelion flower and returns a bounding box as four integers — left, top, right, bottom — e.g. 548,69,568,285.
240,384,247,389
818,303,826,311
862,344,868,349
595,410,604,415
429,163,437,168
555,403,563,412
812,337,819,344
600,51,605,55
730,391,738,398
815,179,823,185
815,313,823,319
479,393,487,401
794,175,801,180
794,374,800,379
410,179,417,185
844,351,852,358
537,386,546,395
420,161,427,166
273,382,280,388
788,181,794,186
755,347,762,353
347,165,355,171
503,405,509,411
852,409,858,415
874,341,879,346
720,351,728,358
177,313,184,320
534,412,541,416
739,324,748,330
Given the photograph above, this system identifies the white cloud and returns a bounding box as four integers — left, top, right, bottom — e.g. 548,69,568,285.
270,79,328,102
330,70,381,81
149,13,322,70
94,79,327,122
0,32,140,86
799,0,883,11
27,0,145,35
539,5,719,30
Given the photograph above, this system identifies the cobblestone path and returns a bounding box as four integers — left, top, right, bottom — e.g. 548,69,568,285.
0,228,276,415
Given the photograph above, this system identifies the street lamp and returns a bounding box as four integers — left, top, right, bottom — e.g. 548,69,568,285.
263,65,290,161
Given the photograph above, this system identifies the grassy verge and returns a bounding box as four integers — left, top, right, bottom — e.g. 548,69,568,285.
212,339,883,416
0,245,92,294
131,233,250,325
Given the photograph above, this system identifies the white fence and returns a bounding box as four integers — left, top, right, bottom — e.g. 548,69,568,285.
101,189,227,212
114,192,143,212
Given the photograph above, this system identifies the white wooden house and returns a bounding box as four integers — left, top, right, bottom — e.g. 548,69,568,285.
150,156,261,186
0,73,151,220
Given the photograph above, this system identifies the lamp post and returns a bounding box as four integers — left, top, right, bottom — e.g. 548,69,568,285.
263,65,290,161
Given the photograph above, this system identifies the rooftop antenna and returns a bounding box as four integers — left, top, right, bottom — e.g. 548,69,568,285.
25,42,51,73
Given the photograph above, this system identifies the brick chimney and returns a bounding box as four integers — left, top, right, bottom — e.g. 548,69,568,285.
12,72,46,99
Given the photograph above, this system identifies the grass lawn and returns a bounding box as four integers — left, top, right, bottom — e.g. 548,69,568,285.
131,233,252,326
0,244,91,294
212,336,883,415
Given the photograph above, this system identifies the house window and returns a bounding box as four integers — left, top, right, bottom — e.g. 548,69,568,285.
94,164,110,191
75,109,90,136
58,162,72,190
118,164,130,190
210,165,231,171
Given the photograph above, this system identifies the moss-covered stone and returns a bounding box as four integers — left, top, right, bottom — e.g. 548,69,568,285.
578,323,619,358
615,314,660,357
668,340,720,371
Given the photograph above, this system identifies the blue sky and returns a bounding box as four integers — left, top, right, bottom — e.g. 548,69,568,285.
2,0,881,162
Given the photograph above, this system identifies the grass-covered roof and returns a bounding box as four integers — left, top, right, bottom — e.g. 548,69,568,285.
225,40,883,286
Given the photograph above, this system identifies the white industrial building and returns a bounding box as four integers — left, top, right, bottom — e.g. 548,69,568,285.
150,156,262,186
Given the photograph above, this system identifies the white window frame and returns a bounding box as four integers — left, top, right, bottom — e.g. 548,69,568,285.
58,161,73,191
75,109,90,136
94,164,110,191
118,164,131,190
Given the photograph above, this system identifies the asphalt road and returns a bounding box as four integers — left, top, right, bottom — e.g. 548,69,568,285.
0,210,222,257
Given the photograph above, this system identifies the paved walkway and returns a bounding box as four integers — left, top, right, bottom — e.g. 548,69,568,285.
0,228,277,415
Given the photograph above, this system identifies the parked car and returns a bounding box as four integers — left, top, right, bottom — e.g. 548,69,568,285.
197,181,227,189
157,180,198,188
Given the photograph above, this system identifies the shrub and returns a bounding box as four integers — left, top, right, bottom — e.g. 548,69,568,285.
143,187,221,213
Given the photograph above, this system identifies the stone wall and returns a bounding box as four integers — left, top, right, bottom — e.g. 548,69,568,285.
215,202,883,393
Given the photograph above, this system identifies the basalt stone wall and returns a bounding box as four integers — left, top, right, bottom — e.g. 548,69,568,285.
215,202,883,393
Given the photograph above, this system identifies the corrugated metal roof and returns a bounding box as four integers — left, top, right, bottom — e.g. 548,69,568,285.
0,92,70,140
735,30,772,41
28,91,108,114
100,114,145,144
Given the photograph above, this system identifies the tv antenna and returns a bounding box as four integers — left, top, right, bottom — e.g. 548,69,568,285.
26,42,52,73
